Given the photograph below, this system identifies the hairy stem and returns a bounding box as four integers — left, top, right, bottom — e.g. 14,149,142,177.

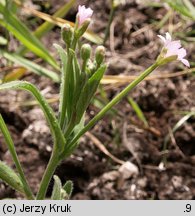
36,149,60,200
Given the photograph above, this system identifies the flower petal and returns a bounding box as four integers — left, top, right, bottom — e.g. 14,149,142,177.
77,5,93,26
181,59,190,67
158,35,166,43
166,40,181,50
165,32,172,41
177,48,187,60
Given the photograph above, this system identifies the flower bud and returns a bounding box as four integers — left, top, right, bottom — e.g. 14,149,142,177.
61,24,73,47
81,44,91,61
95,46,106,66
77,5,93,26
75,18,91,38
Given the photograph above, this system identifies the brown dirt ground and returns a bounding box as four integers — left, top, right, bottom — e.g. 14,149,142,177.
0,0,195,199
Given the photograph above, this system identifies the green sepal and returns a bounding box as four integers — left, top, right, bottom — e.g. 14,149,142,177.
0,161,24,194
51,175,62,200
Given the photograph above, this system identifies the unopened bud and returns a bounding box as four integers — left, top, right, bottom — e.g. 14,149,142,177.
61,24,73,47
81,44,91,61
95,46,106,66
75,18,91,38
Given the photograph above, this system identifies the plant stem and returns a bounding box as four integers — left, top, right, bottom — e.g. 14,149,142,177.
36,149,60,200
103,1,116,45
0,114,34,199
67,62,159,150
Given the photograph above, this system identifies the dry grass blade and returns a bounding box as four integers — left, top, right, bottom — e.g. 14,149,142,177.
86,131,124,165
101,69,194,84
14,0,103,44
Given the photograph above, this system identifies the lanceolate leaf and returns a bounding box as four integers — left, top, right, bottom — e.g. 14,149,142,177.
0,50,60,83
0,161,24,194
75,65,107,124
0,81,66,151
69,49,85,104
165,0,195,19
62,180,73,199
51,175,62,200
0,2,58,69
0,114,34,199
53,44,68,125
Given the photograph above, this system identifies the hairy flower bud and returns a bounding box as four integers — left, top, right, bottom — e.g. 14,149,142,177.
75,18,91,38
95,46,106,66
81,44,91,61
61,24,73,47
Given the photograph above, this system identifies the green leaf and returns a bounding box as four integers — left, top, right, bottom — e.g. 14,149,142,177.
127,97,148,127
165,0,195,20
69,49,81,86
0,81,66,151
51,175,62,200
0,114,34,199
0,2,58,69
75,65,107,124
53,44,68,124
0,161,24,194
69,49,84,104
62,180,73,199
0,50,60,82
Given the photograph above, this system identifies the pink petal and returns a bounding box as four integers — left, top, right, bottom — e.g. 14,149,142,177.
181,59,190,67
158,32,189,67
165,32,172,41
158,35,166,43
177,48,187,59
166,40,181,50
77,5,93,26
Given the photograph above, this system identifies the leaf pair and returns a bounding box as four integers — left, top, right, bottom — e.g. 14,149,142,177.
51,175,73,200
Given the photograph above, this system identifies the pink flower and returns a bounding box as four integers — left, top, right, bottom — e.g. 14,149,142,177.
158,32,190,67
77,5,93,26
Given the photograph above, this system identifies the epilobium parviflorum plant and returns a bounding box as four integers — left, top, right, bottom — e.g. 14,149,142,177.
0,6,190,200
